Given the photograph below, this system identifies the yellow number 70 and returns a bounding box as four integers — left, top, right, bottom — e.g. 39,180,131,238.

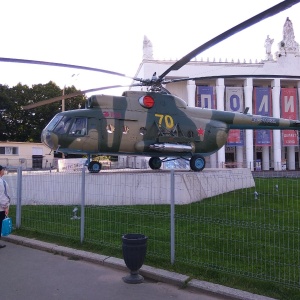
155,114,174,129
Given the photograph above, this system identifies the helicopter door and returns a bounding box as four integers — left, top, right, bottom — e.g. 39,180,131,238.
81,118,99,153
100,118,121,152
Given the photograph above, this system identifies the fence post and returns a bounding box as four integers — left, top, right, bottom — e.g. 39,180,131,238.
170,170,175,264
16,166,22,229
80,167,86,243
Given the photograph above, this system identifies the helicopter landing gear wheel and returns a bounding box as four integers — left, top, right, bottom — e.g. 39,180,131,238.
88,161,102,173
149,157,162,170
190,155,206,172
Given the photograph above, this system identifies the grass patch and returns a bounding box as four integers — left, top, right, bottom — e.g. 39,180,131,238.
9,177,300,300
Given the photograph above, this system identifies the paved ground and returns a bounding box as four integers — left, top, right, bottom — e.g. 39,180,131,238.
0,236,276,300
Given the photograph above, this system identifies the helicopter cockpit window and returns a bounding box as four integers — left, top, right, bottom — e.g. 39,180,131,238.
53,116,73,134
46,115,64,131
69,118,87,135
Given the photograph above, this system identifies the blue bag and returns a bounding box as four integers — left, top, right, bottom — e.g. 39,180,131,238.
1,216,12,236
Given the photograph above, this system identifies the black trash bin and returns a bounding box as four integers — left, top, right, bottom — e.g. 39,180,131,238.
122,233,148,284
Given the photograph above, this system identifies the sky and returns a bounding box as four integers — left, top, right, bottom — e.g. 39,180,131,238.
1,0,300,96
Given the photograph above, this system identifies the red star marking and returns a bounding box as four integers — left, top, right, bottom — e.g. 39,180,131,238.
197,128,205,136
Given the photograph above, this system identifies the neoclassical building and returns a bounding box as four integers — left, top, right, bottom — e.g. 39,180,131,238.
134,19,300,171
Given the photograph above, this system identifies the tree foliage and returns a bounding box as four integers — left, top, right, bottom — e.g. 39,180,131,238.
0,82,86,142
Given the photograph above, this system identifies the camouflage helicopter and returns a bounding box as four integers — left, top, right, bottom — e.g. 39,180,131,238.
1,0,300,173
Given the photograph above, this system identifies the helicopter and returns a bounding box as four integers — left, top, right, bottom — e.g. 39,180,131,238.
1,0,300,173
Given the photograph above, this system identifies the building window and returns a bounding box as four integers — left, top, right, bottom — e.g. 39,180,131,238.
0,147,19,155
32,147,43,156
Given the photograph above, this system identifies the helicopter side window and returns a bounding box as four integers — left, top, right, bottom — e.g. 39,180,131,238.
53,116,73,134
69,117,87,135
187,130,194,138
123,125,129,134
139,127,147,135
106,124,115,133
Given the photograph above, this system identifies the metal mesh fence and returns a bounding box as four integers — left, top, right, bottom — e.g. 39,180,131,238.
174,173,300,287
5,167,300,289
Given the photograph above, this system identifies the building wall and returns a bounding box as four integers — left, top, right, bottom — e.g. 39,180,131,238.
0,141,55,169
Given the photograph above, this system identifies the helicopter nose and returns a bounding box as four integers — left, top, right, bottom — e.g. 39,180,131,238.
41,129,56,150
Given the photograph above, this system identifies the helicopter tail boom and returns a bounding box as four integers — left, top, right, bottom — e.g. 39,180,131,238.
227,112,300,130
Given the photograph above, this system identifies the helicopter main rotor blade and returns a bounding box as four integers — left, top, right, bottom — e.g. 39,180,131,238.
22,84,142,110
0,57,136,80
159,0,300,79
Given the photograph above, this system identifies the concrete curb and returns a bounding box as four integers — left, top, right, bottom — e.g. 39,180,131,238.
3,235,277,300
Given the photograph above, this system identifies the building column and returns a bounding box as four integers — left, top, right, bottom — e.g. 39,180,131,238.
209,153,217,168
262,146,270,170
216,78,225,168
287,146,296,170
187,80,196,107
244,78,254,170
236,148,243,167
272,79,282,171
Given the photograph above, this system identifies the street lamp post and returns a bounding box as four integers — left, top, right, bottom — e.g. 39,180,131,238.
62,86,65,112
62,73,79,112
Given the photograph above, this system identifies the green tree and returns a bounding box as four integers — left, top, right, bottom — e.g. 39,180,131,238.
1,82,85,142
0,84,11,140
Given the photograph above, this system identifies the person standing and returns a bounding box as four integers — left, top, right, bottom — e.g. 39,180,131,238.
0,165,10,248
